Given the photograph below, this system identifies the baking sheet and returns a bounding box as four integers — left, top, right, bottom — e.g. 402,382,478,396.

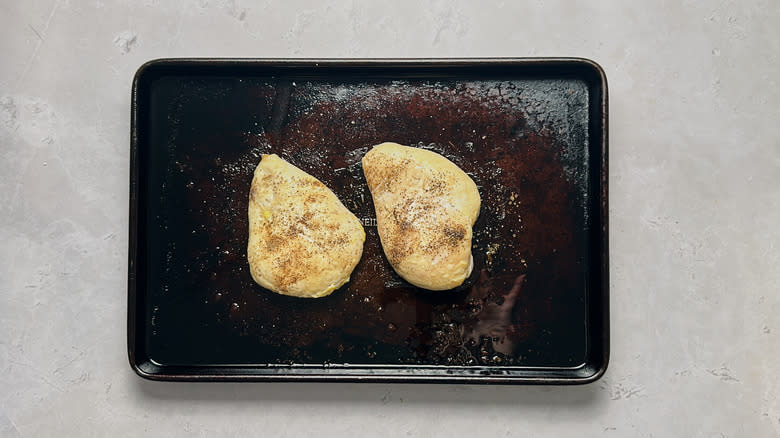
128,58,608,383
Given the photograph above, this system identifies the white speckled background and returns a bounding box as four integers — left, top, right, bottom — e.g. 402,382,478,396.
1,0,778,436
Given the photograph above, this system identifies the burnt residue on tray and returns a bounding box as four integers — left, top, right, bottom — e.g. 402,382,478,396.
143,75,591,367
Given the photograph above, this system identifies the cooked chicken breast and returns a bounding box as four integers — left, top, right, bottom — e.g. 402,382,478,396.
247,154,365,298
362,142,481,290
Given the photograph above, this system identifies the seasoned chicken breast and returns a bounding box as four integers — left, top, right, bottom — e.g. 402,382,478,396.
247,154,365,298
362,142,481,290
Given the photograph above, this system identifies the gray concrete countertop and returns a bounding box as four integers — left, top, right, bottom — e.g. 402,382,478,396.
1,1,778,436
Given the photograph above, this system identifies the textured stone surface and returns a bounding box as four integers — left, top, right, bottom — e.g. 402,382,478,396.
1,1,778,436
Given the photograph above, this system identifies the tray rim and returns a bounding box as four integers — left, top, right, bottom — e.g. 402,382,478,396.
128,57,609,384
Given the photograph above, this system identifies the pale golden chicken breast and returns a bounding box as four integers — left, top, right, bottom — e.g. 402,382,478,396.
247,154,365,298
362,142,480,290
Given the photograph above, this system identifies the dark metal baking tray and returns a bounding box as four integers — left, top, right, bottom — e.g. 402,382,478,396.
128,58,608,383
